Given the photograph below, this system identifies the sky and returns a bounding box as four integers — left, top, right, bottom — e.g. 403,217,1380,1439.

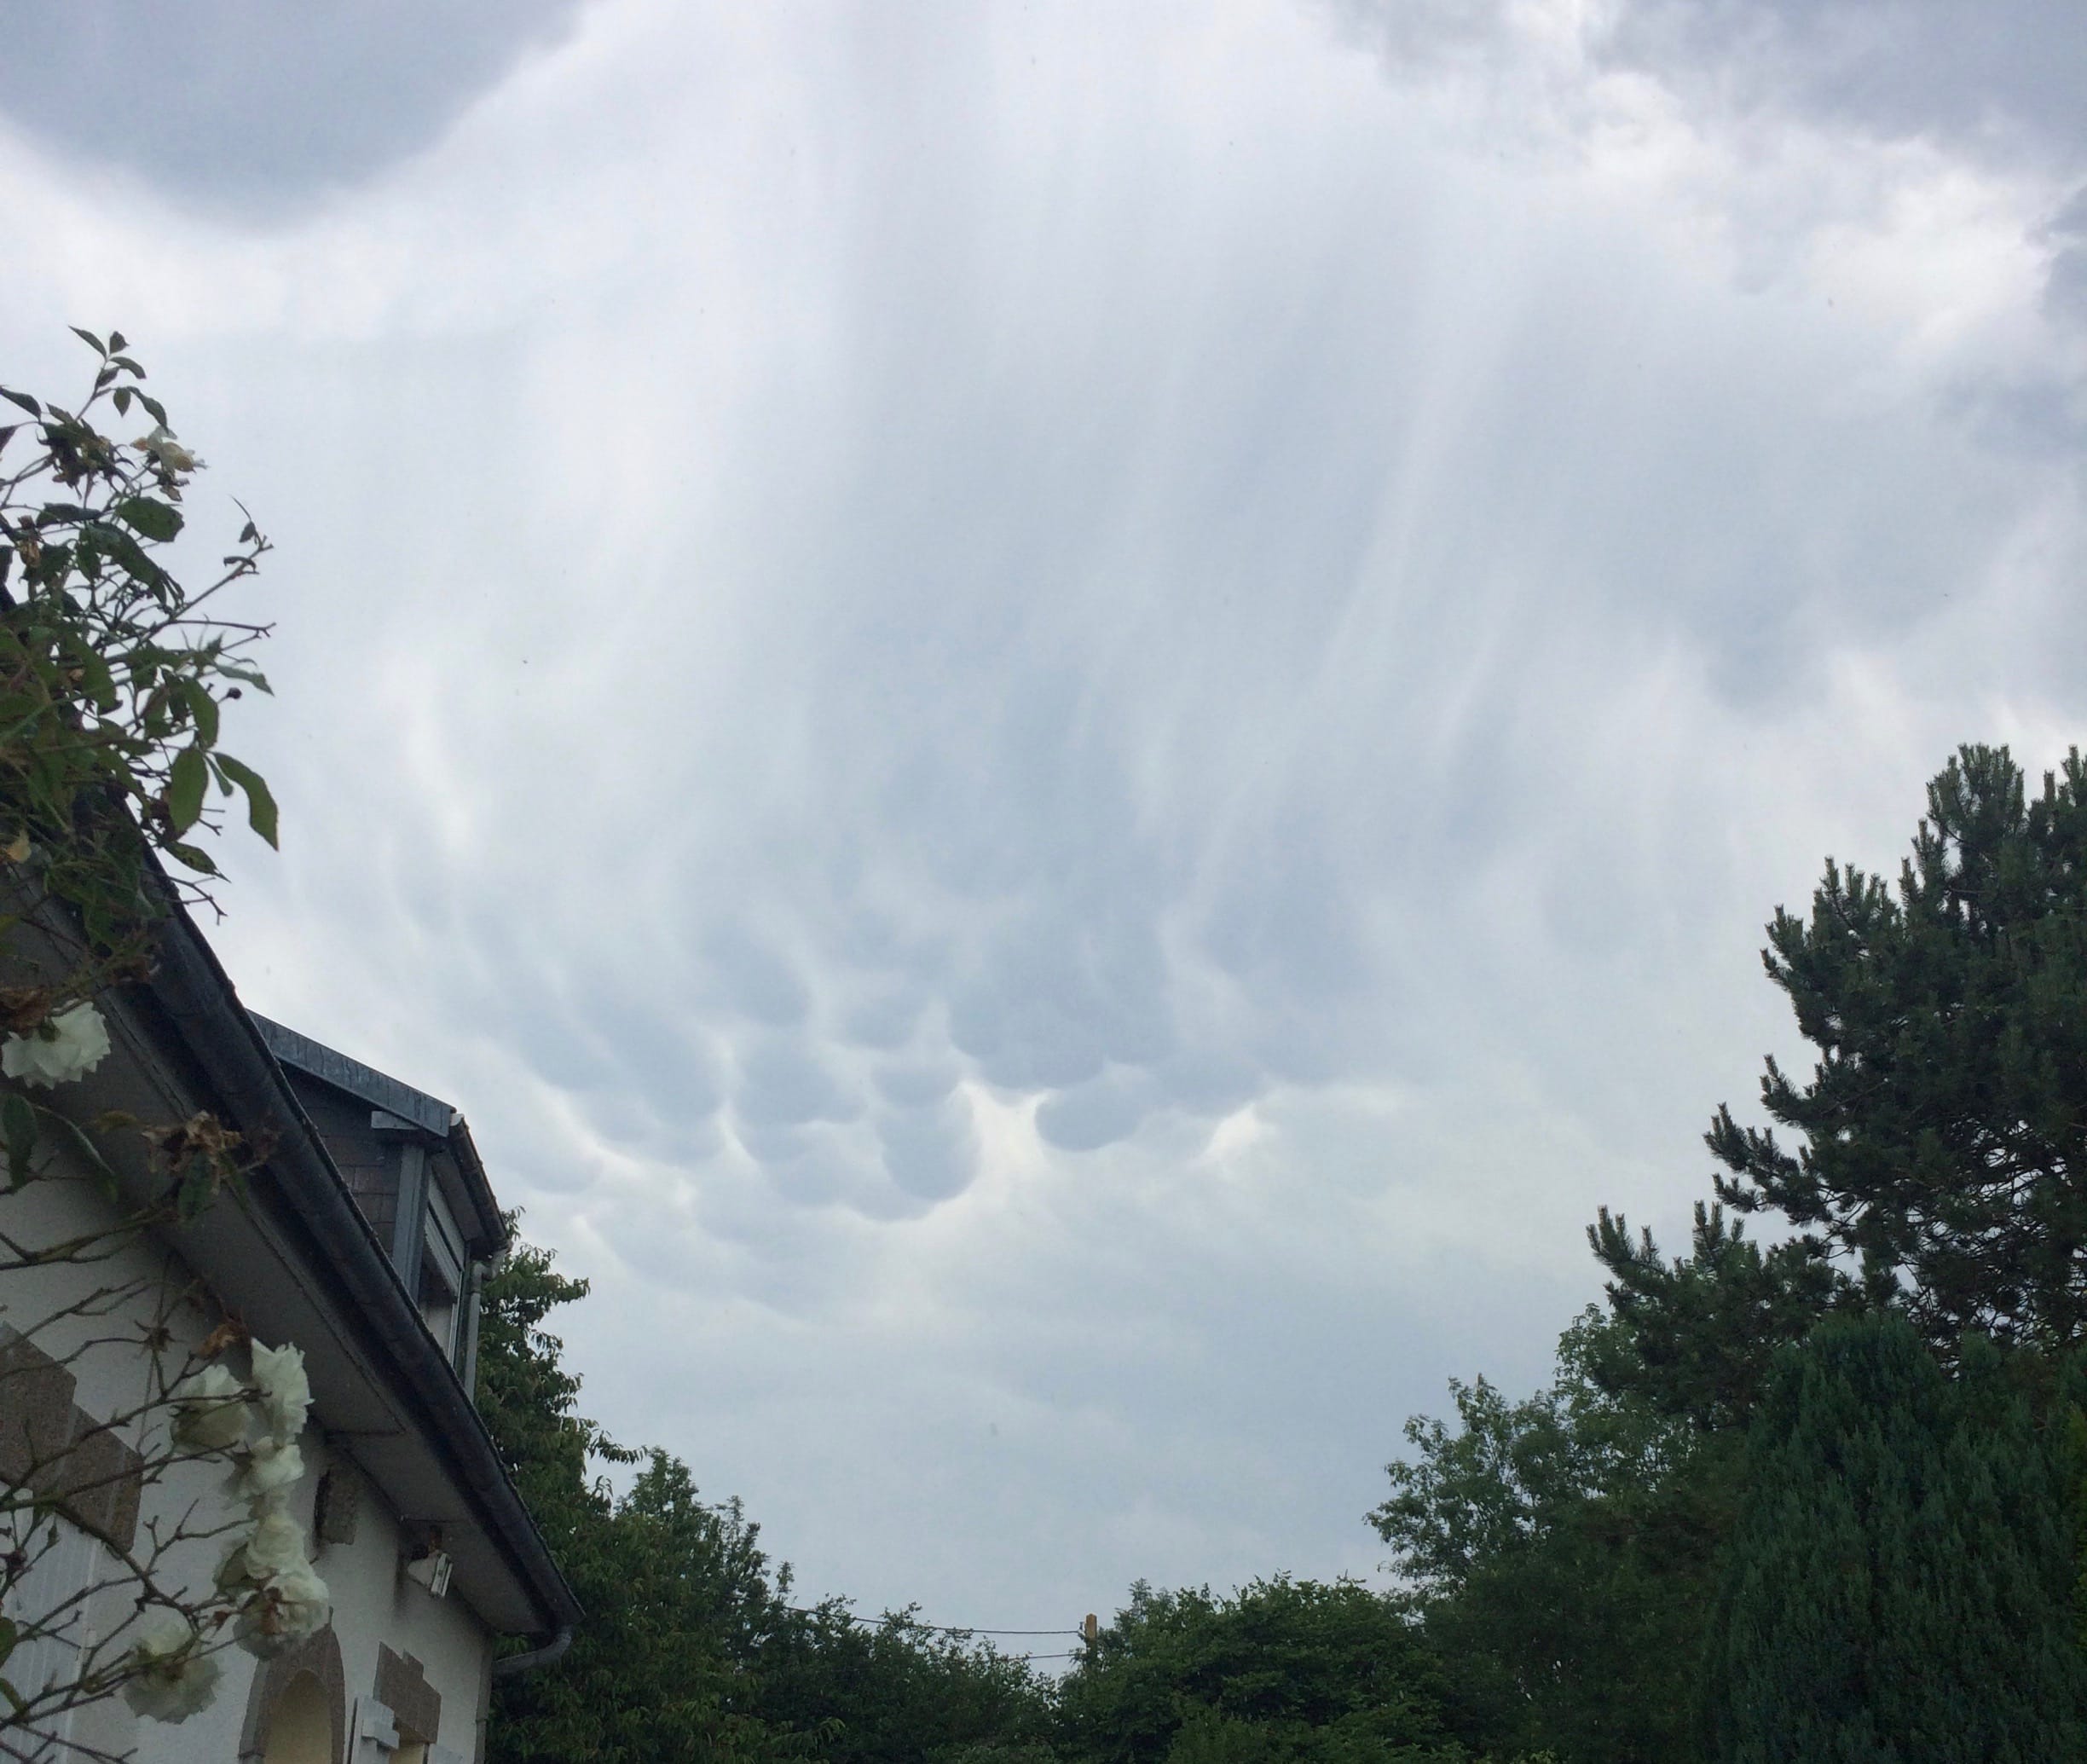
3,0,2085,1645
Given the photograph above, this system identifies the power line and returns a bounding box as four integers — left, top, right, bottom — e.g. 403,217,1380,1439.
781,1605,1080,1640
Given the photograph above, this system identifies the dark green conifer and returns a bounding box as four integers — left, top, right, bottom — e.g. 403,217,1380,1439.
1703,745,2087,1353
1699,1313,2087,1761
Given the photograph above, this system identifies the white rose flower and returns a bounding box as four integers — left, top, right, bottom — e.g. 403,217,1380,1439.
241,1507,308,1580
171,1364,250,1451
236,1561,331,1658
130,425,205,473
234,1435,305,1507
2,1001,112,1089
216,1526,258,1592
121,1610,223,1723
250,1341,311,1444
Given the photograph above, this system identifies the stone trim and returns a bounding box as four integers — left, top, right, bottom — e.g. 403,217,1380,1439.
0,1326,143,1552
375,1643,441,1745
313,1458,361,1547
237,1623,348,1764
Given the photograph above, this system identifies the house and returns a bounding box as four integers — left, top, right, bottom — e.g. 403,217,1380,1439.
0,893,579,1763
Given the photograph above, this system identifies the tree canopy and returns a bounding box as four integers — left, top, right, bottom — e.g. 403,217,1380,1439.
1371,1312,1731,1762
1055,1577,1462,1764
1698,1314,2087,1761
471,745,2087,1764
477,1229,1053,1764
1379,745,2087,1758
1704,744,2087,1351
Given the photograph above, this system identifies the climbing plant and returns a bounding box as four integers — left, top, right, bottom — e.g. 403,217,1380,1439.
0,333,322,1761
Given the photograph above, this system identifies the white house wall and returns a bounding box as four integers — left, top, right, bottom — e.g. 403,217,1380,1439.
2,1131,500,1763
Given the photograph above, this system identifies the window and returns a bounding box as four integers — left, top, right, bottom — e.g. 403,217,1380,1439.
419,1184,465,1357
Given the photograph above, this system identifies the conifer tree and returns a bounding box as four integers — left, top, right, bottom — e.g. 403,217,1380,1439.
1703,745,2087,1352
1699,1313,2087,1761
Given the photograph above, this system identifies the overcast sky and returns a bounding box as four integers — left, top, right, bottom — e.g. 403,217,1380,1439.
4,0,2084,1645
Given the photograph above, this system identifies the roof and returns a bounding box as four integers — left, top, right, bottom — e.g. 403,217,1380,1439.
107,905,581,1641
246,1012,506,1252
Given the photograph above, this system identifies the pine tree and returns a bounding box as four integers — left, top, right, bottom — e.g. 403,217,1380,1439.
1703,745,2087,1352
1699,1313,2087,1761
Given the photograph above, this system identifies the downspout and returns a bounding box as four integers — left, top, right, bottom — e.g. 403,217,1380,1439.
491,1626,574,1678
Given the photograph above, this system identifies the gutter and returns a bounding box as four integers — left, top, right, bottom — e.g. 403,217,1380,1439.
492,1624,575,1678
143,902,583,1646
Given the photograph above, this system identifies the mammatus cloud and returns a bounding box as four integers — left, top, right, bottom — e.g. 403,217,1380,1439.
3,0,2084,1627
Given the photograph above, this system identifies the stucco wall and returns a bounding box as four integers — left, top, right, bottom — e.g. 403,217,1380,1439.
2,1128,498,1763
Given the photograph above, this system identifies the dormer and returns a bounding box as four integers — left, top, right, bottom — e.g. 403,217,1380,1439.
248,1015,506,1395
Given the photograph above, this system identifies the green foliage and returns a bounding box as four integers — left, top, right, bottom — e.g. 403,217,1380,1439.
934,1744,1065,1764
0,337,276,1239
478,1235,801,1764
1704,744,2087,1351
476,1230,632,1519
477,1230,1052,1764
0,332,274,1004
475,741,2087,1761
1699,1313,2087,1761
0,333,300,1749
2069,1403,2087,1651
1586,1201,1852,1434
1055,1576,1460,1764
760,1605,1054,1764
1372,1315,1731,1763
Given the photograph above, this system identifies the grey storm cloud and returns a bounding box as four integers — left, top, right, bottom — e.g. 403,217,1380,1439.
0,0,589,215
705,927,814,1027
11,0,2086,1631
1035,1070,1159,1154
1341,0,2087,168
734,1035,861,1130
1612,0,2087,164
871,1057,962,1109
838,983,930,1051
2042,188,2087,342
1338,0,2087,408
875,1095,979,1203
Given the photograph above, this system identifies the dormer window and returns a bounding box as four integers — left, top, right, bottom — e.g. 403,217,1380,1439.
375,1110,481,1378
248,1015,505,1401
419,1183,466,1356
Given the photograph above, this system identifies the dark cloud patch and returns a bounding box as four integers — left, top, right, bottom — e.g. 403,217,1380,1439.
1339,0,2087,171
2044,188,2087,329
1201,804,1369,1004
0,0,588,215
510,986,622,1094
876,1097,978,1201
735,1036,860,1129
581,997,723,1123
948,905,1176,1092
1034,1069,1157,1154
578,1091,656,1149
872,1057,962,1109
1614,0,2087,165
705,926,813,1027
736,1119,816,1169
949,981,1104,1092
1154,1048,1263,1119
838,982,928,1050
739,1124,861,1211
